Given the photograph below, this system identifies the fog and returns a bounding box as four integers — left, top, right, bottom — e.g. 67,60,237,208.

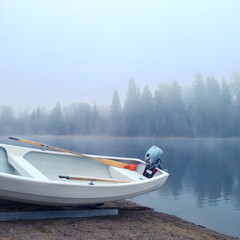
1,0,240,110
1,75,240,137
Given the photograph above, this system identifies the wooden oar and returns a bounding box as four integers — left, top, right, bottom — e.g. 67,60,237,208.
9,137,136,170
59,175,130,183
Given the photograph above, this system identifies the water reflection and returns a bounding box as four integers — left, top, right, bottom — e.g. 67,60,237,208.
155,139,240,210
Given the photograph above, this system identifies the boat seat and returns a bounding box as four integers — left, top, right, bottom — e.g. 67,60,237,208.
8,155,48,180
109,166,147,182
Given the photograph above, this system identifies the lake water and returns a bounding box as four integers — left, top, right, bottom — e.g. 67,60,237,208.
1,136,240,238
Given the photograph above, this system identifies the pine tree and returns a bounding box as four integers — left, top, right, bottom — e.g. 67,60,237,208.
190,73,206,137
110,90,122,135
230,72,240,135
205,75,221,136
154,82,170,136
140,85,155,136
47,103,65,135
220,79,232,136
29,107,47,134
123,79,141,136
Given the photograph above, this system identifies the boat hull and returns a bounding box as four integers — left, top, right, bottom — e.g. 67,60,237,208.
0,144,169,206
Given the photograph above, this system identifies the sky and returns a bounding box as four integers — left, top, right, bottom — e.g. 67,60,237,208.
0,0,240,111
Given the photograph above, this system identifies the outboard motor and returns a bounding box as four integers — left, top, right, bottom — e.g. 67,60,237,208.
143,146,163,178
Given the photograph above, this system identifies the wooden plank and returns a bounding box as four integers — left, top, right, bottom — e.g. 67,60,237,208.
0,208,118,221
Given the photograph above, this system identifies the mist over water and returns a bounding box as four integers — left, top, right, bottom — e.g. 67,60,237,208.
1,136,240,237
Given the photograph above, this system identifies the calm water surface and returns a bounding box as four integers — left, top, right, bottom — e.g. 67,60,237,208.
1,136,240,237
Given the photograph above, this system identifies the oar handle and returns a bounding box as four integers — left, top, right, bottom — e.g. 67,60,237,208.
59,175,69,179
9,137,18,141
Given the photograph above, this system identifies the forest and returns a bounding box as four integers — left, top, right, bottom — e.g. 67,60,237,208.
1,72,240,138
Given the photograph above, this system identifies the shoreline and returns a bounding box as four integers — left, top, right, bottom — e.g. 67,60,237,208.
2,135,240,141
0,200,238,240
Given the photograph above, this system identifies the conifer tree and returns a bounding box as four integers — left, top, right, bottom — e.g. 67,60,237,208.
140,85,155,136
123,79,140,136
110,90,122,135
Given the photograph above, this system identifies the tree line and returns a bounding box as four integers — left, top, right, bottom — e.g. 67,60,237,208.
1,72,240,137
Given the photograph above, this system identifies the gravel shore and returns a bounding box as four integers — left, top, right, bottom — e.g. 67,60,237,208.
0,200,238,240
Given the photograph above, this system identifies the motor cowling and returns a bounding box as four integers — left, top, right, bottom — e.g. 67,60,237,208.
143,146,163,178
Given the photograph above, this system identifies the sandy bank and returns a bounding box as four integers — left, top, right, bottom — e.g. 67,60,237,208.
0,200,238,240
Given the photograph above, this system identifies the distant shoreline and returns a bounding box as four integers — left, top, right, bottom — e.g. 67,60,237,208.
2,135,240,141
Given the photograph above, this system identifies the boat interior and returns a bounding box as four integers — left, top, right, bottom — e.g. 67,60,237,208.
0,145,151,183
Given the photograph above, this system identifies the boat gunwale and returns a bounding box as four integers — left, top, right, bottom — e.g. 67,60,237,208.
0,143,169,188
1,143,146,163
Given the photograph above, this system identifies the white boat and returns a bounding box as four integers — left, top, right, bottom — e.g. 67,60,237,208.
0,142,169,206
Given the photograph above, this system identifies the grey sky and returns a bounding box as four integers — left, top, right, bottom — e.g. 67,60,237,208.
1,0,240,110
